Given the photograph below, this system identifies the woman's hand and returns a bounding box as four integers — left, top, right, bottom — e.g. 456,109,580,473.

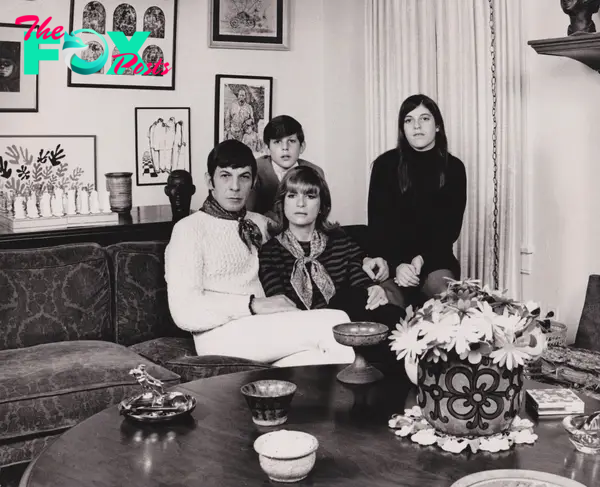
366,285,389,310
362,257,389,282
394,263,420,287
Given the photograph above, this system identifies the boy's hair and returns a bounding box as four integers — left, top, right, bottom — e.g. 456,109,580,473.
263,115,305,145
269,166,338,235
207,139,257,180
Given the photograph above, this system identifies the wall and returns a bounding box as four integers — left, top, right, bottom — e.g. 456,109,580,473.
0,0,366,224
522,3,600,343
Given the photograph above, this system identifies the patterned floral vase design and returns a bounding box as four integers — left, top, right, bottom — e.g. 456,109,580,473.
417,356,524,436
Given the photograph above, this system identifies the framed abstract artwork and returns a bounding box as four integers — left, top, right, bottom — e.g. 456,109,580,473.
68,0,177,90
0,23,39,112
134,107,191,186
209,0,290,50
215,74,273,158
0,135,97,195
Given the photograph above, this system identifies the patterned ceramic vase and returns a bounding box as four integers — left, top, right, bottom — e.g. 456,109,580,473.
417,356,524,437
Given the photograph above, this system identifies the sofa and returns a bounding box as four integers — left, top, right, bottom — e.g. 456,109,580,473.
0,224,373,469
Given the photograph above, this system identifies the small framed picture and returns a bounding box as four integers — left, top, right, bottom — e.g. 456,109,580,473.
0,135,97,194
215,74,273,158
0,23,39,112
134,107,191,186
68,0,178,90
209,0,290,50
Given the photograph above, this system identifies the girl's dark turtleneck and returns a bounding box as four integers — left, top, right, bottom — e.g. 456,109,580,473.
367,146,467,276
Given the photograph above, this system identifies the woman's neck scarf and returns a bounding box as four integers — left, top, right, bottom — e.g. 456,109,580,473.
275,228,336,309
200,193,263,251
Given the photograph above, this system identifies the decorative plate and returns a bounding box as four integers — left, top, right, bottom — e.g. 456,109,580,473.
119,391,197,423
451,470,587,487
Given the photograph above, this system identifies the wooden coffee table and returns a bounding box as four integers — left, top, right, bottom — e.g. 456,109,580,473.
20,365,600,487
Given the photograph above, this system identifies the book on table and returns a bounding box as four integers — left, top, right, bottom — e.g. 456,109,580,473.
526,388,585,416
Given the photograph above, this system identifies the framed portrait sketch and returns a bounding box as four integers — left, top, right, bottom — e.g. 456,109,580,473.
0,23,38,112
68,0,178,90
209,0,290,50
0,135,97,195
215,75,273,158
135,107,191,186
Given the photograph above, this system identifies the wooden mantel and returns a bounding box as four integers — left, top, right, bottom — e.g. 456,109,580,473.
528,33,600,72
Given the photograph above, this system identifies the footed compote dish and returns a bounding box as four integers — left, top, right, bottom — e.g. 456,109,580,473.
332,322,389,384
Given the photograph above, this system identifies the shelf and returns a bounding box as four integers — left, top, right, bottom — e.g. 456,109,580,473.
528,33,600,72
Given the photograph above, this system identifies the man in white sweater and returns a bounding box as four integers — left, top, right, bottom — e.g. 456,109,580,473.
164,140,354,367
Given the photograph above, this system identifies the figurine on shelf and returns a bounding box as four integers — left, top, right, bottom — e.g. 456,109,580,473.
13,196,26,219
40,191,52,217
129,365,166,406
26,193,39,218
66,189,77,215
164,169,196,222
52,188,64,217
561,0,600,35
89,189,100,214
77,188,90,215
100,191,112,213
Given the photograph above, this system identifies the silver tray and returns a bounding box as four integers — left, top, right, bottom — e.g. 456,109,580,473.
451,469,587,487
118,391,196,423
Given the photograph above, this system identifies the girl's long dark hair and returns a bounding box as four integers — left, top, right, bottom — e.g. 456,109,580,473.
268,166,339,236
396,94,449,194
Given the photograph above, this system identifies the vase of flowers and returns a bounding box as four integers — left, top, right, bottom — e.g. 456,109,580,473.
389,279,547,437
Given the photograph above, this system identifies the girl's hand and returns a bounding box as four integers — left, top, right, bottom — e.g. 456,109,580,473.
394,263,420,287
366,285,388,310
362,257,389,282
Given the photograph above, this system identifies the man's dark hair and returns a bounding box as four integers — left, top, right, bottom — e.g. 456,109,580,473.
207,139,257,180
262,115,305,145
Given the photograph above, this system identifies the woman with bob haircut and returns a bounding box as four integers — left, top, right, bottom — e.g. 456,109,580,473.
259,166,403,329
368,94,467,307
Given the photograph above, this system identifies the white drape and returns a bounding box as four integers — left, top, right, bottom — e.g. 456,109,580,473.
365,0,523,293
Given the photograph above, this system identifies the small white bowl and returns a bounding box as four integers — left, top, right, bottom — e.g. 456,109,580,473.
253,430,319,483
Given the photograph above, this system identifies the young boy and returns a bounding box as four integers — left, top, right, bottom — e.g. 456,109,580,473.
246,115,324,218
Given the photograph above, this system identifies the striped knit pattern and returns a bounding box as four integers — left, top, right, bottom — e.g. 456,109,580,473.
258,229,372,310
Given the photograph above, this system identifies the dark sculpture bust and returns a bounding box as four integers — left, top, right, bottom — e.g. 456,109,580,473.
165,170,196,222
561,0,600,35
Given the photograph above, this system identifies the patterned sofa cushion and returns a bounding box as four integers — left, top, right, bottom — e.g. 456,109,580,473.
0,243,112,351
129,337,272,382
106,241,188,347
0,340,180,445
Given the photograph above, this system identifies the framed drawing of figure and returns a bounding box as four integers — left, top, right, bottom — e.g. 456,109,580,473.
68,0,177,90
215,74,273,158
209,0,290,50
0,23,38,112
135,107,191,186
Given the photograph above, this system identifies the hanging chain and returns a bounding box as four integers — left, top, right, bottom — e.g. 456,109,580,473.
489,0,500,290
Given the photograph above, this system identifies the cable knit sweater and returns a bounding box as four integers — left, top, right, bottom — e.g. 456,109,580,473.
164,210,270,333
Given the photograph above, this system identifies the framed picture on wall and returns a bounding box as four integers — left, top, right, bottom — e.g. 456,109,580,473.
0,23,39,112
135,107,191,186
0,135,97,195
209,0,290,50
68,0,178,90
215,74,273,158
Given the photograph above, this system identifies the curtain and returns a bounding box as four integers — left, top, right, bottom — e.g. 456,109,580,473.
365,0,523,294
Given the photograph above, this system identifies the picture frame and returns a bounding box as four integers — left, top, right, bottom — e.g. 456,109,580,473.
68,0,178,90
209,0,290,50
215,74,273,158
0,23,39,112
0,135,97,196
135,107,191,186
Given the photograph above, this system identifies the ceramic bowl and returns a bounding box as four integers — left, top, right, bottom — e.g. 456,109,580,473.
253,430,319,483
332,322,389,348
563,413,600,454
241,380,297,426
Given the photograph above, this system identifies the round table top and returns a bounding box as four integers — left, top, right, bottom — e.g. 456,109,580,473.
21,365,600,487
